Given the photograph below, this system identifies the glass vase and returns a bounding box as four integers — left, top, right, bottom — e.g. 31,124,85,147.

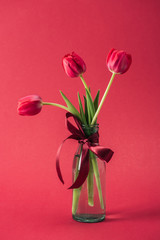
72,124,106,223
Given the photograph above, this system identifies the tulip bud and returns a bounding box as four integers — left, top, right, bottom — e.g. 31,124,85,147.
17,95,43,116
62,52,86,78
106,48,132,74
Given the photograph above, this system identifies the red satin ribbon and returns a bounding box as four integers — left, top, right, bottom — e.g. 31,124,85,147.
56,112,114,189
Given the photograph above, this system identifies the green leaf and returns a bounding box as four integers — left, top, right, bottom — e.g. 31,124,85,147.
85,94,91,124
85,89,95,122
60,91,82,121
94,90,100,111
77,92,87,125
83,96,88,124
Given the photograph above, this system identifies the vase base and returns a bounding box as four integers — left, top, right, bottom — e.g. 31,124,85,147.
72,214,105,223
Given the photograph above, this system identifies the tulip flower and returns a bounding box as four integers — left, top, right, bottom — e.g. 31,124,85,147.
18,95,76,117
62,52,86,78
17,95,43,116
106,48,132,74
62,52,91,100
91,48,132,124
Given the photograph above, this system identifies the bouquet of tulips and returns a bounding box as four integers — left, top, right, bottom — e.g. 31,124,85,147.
17,49,132,216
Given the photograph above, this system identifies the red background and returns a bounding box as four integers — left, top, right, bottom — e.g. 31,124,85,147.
0,0,160,239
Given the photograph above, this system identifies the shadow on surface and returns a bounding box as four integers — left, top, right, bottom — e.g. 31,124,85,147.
105,205,160,222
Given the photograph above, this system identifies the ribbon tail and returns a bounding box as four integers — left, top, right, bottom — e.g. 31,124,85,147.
56,134,79,185
89,145,114,163
56,140,65,184
68,145,90,189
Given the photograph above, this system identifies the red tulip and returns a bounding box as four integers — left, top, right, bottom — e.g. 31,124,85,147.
17,95,43,116
62,52,86,77
106,48,132,74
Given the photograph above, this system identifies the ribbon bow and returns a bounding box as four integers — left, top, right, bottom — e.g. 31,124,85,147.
56,112,114,189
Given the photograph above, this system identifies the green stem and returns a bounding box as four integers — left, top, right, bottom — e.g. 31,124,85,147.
88,150,105,209
79,74,94,100
72,144,83,215
79,74,90,92
91,72,116,125
72,187,82,215
91,156,104,209
43,102,68,111
87,152,94,206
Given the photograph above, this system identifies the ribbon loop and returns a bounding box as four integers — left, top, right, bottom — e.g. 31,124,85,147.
56,113,114,189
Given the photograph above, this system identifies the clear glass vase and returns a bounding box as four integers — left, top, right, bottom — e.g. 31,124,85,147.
72,124,106,223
